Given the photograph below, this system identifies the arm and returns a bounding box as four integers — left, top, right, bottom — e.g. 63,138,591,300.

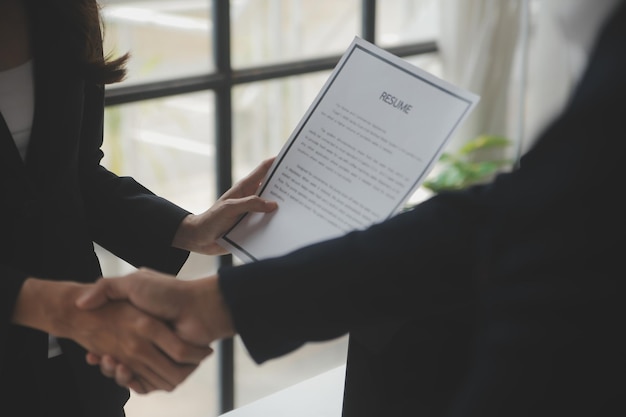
77,83,191,273
78,84,276,267
78,269,234,347
12,277,212,393
75,192,479,390
76,2,626,384
77,80,626,389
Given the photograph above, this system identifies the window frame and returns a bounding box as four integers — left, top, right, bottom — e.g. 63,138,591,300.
103,0,438,413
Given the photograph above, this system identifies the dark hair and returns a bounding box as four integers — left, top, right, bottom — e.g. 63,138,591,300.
50,0,129,84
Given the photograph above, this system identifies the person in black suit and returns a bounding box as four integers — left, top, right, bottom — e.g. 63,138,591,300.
0,1,277,416
80,0,626,416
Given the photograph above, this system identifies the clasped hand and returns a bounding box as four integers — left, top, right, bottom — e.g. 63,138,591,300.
69,280,213,394
72,158,276,393
76,269,231,394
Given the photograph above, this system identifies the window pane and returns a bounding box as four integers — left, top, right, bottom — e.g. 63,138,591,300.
232,71,332,179
103,92,217,214
94,2,445,416
403,52,445,207
235,336,349,407
377,0,439,47
124,360,219,417
101,92,220,416
101,92,219,277
232,70,349,406
231,0,360,69
405,52,442,78
100,0,213,87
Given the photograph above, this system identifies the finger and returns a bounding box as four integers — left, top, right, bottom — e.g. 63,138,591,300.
222,157,276,199
114,363,174,395
100,355,119,378
158,334,214,365
239,157,275,186
224,195,278,217
122,356,177,392
123,359,196,395
114,363,137,388
89,354,153,394
242,196,278,213
85,352,102,365
74,279,110,309
124,330,198,389
127,377,151,395
121,301,211,364
135,351,196,391
129,382,147,395
76,277,134,310
106,333,179,392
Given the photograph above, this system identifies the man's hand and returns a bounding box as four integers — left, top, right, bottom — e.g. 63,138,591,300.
172,157,278,255
68,297,212,394
76,268,236,392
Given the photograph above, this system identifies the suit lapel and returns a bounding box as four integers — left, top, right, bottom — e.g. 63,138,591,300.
0,112,33,203
0,112,26,175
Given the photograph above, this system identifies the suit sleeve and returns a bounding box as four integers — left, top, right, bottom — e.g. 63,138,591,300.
78,82,190,274
219,191,481,363
218,1,626,364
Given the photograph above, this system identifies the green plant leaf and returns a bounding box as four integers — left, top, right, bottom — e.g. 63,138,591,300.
422,135,512,193
458,134,510,155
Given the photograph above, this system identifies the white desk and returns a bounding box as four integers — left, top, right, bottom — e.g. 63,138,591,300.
219,365,346,417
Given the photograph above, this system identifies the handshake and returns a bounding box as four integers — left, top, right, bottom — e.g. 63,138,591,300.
68,159,280,394
10,158,279,396
74,268,230,394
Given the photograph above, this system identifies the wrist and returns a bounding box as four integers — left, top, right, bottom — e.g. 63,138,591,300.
172,213,198,252
12,278,84,336
196,275,236,342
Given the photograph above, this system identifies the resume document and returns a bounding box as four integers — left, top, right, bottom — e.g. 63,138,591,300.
219,37,479,263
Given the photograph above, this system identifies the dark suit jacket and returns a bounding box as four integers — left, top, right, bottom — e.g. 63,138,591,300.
0,3,190,416
219,1,626,416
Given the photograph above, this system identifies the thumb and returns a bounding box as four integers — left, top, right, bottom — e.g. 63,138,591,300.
75,277,129,310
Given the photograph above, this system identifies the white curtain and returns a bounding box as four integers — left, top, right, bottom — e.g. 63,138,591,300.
438,0,523,156
437,0,620,163
522,0,620,154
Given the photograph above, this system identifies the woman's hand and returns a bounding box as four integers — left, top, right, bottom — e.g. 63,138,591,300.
172,157,278,255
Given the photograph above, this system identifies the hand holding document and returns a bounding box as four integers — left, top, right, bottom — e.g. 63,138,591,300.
220,37,480,263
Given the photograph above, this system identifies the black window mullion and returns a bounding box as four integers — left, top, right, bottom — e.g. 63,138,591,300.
104,40,437,106
101,2,439,415
362,0,376,43
212,0,235,414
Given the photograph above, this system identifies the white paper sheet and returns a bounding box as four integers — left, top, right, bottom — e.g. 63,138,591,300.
219,37,479,263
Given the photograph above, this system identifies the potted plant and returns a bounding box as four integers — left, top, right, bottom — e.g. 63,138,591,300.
422,134,512,193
